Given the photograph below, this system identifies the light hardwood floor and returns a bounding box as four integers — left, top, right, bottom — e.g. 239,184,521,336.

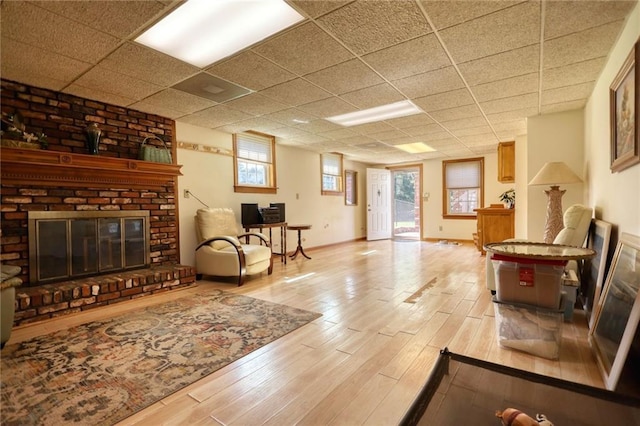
8,239,604,425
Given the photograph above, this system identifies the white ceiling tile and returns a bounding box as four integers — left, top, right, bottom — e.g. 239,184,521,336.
32,0,170,38
544,1,635,40
74,66,164,101
340,84,405,109
393,67,465,98
318,1,432,55
543,57,606,90
260,78,332,106
0,37,91,91
101,42,200,87
361,34,451,81
253,23,353,75
180,105,253,128
439,2,539,63
271,126,315,140
413,88,475,112
262,108,318,126
207,51,296,91
540,100,587,114
218,117,285,134
480,93,539,115
297,120,343,134
402,123,447,137
541,82,594,106
422,0,526,30
459,133,499,145
350,122,397,134
485,107,539,124
320,128,360,140
451,125,494,138
385,113,435,129
338,136,378,146
63,84,136,107
131,89,217,118
304,59,384,95
439,116,490,130
224,93,289,116
369,129,410,142
290,1,351,18
544,21,626,69
471,73,539,103
2,1,120,64
430,104,483,122
297,96,356,118
457,44,539,86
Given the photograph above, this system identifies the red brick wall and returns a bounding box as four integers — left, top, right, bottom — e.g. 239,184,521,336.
1,79,173,157
1,79,179,286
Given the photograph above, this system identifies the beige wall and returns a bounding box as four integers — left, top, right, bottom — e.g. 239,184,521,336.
176,122,367,266
526,109,585,240
584,1,640,240
420,153,515,241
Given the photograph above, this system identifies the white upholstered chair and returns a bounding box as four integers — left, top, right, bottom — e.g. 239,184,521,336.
195,208,273,286
485,204,593,291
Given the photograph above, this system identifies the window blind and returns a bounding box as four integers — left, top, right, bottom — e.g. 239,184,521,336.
446,160,481,188
323,153,341,175
236,133,271,163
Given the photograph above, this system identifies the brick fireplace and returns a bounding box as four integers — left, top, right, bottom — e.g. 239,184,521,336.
1,79,195,326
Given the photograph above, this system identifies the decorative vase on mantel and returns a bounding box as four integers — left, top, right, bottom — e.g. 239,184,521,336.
84,123,102,155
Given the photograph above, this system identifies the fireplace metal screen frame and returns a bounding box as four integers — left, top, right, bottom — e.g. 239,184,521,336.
28,211,151,284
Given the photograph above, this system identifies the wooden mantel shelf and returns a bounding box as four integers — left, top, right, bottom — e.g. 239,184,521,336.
1,147,182,189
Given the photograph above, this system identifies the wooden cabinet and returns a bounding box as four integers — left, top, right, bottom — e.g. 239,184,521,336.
497,141,515,183
474,205,515,254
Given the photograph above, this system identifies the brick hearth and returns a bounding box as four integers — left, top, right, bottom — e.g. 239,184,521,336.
13,264,196,327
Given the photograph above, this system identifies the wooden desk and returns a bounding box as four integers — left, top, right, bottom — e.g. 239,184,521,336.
244,222,287,264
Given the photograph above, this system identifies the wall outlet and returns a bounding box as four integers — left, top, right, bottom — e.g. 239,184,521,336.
439,225,443,231
183,189,190,198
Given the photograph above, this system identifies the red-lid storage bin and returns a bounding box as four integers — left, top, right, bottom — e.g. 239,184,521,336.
492,254,566,309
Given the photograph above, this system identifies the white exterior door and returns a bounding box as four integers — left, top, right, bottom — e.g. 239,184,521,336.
366,168,392,241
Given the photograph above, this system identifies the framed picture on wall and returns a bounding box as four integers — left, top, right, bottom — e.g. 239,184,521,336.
589,232,640,391
609,39,639,173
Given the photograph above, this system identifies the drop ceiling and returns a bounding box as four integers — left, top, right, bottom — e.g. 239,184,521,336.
1,0,636,164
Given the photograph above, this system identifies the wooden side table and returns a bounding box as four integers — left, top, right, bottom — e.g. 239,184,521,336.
288,224,312,260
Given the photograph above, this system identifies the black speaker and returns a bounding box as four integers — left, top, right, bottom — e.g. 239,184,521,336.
270,203,285,223
241,203,260,227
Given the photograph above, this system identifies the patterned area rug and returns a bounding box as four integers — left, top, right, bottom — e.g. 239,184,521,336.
0,289,320,425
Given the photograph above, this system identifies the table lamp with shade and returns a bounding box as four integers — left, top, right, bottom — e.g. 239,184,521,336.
529,161,582,243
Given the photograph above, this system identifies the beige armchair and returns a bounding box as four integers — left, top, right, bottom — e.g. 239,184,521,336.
486,204,593,291
195,208,273,286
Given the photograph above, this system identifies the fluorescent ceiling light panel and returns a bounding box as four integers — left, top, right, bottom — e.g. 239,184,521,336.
395,142,435,154
326,100,422,127
135,0,305,67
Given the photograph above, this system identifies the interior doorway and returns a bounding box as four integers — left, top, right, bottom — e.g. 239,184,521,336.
390,165,422,241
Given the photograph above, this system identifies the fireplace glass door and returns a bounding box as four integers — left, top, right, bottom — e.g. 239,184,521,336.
29,211,150,284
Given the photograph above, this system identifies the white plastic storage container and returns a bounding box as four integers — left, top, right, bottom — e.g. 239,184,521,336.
493,296,564,360
492,254,566,309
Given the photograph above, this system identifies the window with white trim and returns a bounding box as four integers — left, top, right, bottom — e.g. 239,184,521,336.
442,157,484,218
233,131,276,194
321,153,343,195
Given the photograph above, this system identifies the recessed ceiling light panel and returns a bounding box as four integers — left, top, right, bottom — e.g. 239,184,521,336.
135,0,305,67
326,100,422,127
395,142,436,154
